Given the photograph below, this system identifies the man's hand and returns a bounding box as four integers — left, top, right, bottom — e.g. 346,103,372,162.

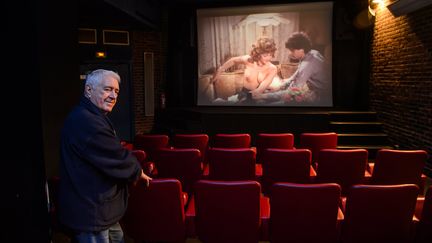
136,170,152,187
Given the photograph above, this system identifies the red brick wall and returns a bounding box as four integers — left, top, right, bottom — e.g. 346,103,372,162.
131,30,166,135
370,1,432,157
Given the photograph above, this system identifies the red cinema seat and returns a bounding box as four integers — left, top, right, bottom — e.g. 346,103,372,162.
154,148,202,194
172,133,209,163
269,182,342,243
121,179,187,243
207,148,259,181
370,149,427,192
341,184,419,243
188,180,264,243
212,133,251,148
133,134,169,162
299,132,338,167
261,148,314,194
255,133,294,164
316,149,369,195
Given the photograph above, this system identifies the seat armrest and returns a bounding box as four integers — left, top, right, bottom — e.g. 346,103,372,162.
336,206,345,239
185,196,196,237
142,161,155,176
367,162,374,174
337,207,345,221
363,170,372,184
202,164,209,177
122,142,134,150
340,196,347,213
309,165,317,183
420,174,427,195
182,192,189,208
255,164,263,178
260,195,270,241
260,195,270,219
414,196,425,220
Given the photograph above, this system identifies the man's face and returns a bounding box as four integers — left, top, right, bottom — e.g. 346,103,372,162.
87,76,119,113
288,48,305,60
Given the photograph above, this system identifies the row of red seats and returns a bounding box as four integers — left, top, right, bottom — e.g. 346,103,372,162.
127,140,427,196
122,179,432,243
48,132,429,242
125,132,338,164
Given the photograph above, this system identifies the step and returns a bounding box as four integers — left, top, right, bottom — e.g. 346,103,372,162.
329,111,377,122
337,145,394,159
330,122,383,133
337,133,389,145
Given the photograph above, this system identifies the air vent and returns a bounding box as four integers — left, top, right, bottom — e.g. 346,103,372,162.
103,30,130,46
78,28,97,44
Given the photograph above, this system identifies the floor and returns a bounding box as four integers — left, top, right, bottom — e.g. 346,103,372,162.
52,233,269,243
52,232,203,243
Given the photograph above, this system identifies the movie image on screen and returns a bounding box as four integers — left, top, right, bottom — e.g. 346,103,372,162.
197,2,333,107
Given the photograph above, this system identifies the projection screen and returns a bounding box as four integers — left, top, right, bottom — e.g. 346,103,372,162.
196,2,333,107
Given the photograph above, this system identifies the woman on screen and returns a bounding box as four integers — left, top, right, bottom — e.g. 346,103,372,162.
212,37,279,104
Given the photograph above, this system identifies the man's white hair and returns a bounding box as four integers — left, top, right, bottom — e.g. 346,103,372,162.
85,69,121,89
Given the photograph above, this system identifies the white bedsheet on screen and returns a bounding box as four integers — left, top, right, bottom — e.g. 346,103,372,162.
196,2,333,107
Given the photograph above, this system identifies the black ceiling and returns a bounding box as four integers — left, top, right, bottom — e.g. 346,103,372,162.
78,0,367,30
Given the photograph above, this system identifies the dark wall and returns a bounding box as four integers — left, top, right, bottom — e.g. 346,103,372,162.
40,1,81,178
78,0,166,137
163,0,372,110
6,0,79,241
165,6,197,108
131,30,165,134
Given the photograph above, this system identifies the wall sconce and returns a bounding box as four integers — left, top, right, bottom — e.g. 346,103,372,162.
354,0,381,28
95,51,107,59
368,0,381,16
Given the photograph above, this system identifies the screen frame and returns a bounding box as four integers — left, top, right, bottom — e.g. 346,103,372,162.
195,1,334,108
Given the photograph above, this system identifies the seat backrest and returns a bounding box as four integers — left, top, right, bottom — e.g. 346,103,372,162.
208,148,256,180
131,149,146,167
371,149,427,186
299,132,338,164
416,185,432,243
262,148,311,194
122,179,185,242
133,134,169,161
341,184,419,243
316,149,368,195
154,148,202,193
194,180,261,243
256,133,294,163
120,140,134,150
270,182,341,243
172,133,209,162
212,133,251,148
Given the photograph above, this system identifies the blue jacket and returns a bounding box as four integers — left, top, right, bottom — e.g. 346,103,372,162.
58,97,141,232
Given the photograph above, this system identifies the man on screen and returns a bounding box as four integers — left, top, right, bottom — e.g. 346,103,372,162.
253,32,330,105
